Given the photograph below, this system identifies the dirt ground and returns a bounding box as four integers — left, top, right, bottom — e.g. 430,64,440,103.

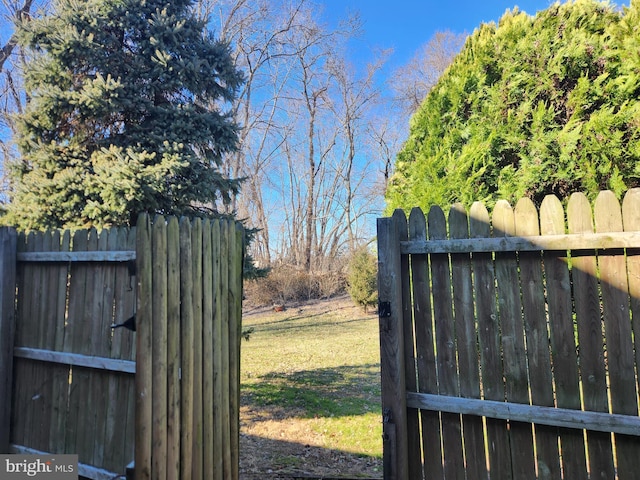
239,411,383,479
239,297,383,480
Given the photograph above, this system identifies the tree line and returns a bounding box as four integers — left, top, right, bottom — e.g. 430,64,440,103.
0,0,462,272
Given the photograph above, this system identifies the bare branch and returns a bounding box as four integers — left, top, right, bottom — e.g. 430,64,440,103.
0,0,34,72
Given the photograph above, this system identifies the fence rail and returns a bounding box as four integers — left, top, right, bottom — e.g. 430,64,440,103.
377,189,640,480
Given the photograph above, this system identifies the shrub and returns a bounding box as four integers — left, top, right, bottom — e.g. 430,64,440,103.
347,247,378,312
244,264,346,306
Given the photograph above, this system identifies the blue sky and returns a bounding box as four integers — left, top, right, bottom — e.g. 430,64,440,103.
320,0,629,69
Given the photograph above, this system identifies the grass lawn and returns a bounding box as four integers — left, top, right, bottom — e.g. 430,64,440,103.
240,295,383,478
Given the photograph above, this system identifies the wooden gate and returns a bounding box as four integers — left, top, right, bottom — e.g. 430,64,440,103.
0,214,244,480
377,189,640,480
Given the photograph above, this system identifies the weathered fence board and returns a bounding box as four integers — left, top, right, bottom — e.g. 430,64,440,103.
405,393,640,434
495,200,537,480
136,217,153,480
212,219,224,480
400,211,421,480
202,220,214,480
539,195,588,478
378,188,640,480
567,193,616,479
623,190,640,420
597,193,640,480
6,226,137,477
135,214,243,480
516,198,561,479
229,219,244,480
430,206,466,478
408,208,440,480
0,227,17,454
1,214,244,480
470,201,512,479
166,217,181,480
450,204,485,480
377,211,409,480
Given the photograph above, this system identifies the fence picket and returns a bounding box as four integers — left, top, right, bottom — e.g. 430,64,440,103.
166,217,181,480
136,215,153,480
428,206,465,477
123,227,137,466
212,219,224,480
202,221,214,479
0,227,16,454
622,188,640,412
449,203,486,480
494,200,536,479
567,193,616,479
104,227,135,472
11,233,29,449
220,219,233,480
594,191,640,479
179,217,194,480
33,232,53,453
377,211,409,479
47,230,70,457
409,208,439,480
152,217,168,480
103,229,119,472
229,220,244,480
65,230,91,460
539,195,588,478
401,209,422,480
469,201,512,478
191,218,204,480
514,198,561,479
92,232,111,466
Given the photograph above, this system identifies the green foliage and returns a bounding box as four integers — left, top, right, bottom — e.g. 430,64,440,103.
4,0,244,230
387,0,640,213
346,246,378,312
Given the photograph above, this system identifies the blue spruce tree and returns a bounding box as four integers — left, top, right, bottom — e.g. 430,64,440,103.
5,0,244,229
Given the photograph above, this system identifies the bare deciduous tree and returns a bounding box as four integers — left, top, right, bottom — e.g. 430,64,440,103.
204,0,388,271
327,51,388,252
391,30,467,117
0,0,34,71
0,0,45,194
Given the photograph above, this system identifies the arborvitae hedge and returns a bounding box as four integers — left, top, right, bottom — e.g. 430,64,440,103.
387,0,640,213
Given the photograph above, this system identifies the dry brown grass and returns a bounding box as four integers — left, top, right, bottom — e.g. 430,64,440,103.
244,265,346,307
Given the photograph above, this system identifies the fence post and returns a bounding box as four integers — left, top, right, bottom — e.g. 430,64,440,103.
0,227,17,454
377,210,409,480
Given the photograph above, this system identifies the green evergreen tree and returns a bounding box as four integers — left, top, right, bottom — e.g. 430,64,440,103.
346,246,378,312
4,0,244,229
387,0,640,213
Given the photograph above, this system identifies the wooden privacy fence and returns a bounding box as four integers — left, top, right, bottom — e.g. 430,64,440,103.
377,189,640,480
0,214,244,480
